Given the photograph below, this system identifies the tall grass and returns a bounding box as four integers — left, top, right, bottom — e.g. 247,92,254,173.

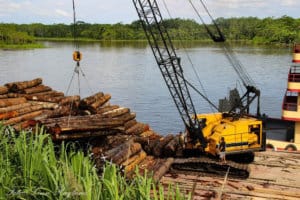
0,125,189,200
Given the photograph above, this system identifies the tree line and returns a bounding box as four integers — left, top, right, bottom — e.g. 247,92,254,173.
1,16,300,46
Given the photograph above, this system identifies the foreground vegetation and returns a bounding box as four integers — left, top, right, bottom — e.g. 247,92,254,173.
0,126,188,200
1,16,299,49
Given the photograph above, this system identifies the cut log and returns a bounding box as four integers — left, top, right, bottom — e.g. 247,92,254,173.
124,150,147,174
80,92,104,108
163,136,179,157
111,142,142,165
124,119,137,130
32,101,59,109
96,105,119,114
0,94,9,99
119,113,136,123
5,78,42,92
0,97,27,108
0,102,32,114
153,158,174,182
0,104,44,120
7,93,19,98
52,130,120,141
135,156,157,176
104,139,134,160
43,116,127,134
153,134,174,157
102,107,130,118
55,105,77,117
125,122,149,135
26,90,64,97
89,94,111,112
140,130,156,138
3,110,44,125
59,95,80,106
19,85,52,94
25,95,63,103
0,86,8,95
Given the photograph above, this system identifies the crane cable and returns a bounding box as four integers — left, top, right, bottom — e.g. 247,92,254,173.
66,0,94,97
189,0,225,42
65,0,94,126
189,0,256,88
161,0,218,112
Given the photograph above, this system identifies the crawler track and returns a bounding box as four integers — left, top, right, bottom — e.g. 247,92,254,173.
171,157,250,179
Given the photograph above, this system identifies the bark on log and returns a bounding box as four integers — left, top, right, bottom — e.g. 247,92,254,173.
124,150,147,174
26,90,64,97
124,119,137,130
24,95,63,103
80,92,104,108
19,85,52,94
89,94,111,112
136,156,157,176
5,78,42,92
59,95,80,106
3,110,44,125
140,130,157,138
163,136,179,157
143,138,160,155
44,117,127,134
153,134,174,157
96,105,119,114
0,97,27,108
7,93,19,98
125,122,149,135
0,94,9,99
32,101,59,109
119,113,136,124
0,102,32,114
102,107,130,118
104,139,134,160
0,104,44,120
153,158,174,182
0,86,8,95
111,142,142,165
52,130,120,141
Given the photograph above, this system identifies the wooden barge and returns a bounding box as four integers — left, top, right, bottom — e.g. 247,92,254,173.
0,78,299,199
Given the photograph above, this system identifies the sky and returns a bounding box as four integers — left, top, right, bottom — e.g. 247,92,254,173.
0,0,299,24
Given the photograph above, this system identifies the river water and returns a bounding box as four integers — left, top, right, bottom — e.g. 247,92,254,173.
0,41,292,134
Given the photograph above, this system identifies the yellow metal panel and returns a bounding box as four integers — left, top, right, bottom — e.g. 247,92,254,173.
282,110,300,120
293,53,300,62
288,82,300,91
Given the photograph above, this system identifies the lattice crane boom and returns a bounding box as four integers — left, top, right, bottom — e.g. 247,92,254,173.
133,0,206,146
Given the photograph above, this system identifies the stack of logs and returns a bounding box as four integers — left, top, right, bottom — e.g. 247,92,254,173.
101,138,176,181
0,78,181,181
0,78,149,138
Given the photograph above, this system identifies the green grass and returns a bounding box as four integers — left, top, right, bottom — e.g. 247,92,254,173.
0,125,190,200
0,43,44,50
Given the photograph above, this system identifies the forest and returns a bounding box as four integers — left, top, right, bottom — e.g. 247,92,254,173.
0,16,300,47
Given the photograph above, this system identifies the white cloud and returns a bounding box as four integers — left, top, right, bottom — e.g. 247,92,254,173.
281,0,297,6
0,0,299,24
55,9,70,17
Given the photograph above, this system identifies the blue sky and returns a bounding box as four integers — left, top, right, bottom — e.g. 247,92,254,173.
0,0,299,24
